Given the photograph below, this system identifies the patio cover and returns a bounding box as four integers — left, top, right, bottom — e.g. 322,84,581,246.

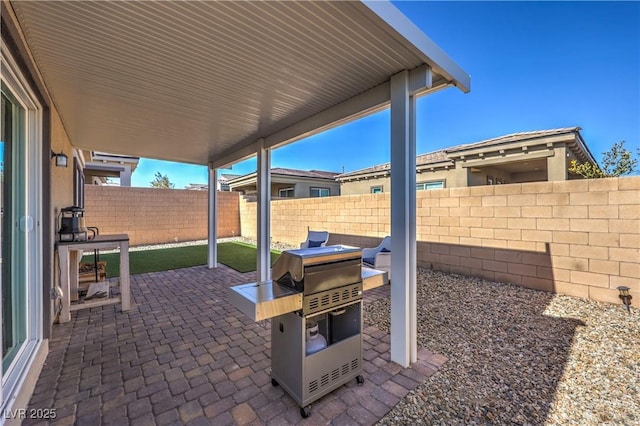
10,0,470,368
10,0,469,166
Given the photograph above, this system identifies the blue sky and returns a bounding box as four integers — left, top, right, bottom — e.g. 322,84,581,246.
132,1,640,188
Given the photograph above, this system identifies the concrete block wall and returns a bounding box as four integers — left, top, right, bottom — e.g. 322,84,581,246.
415,177,639,305
84,186,240,246
239,193,391,246
240,176,639,305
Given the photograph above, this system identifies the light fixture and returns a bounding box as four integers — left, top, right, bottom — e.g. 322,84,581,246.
617,286,632,313
51,150,68,168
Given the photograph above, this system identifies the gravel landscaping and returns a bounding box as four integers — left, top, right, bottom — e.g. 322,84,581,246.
364,268,639,425
121,238,638,424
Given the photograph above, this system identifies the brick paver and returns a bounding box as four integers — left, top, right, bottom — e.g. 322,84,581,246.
24,265,445,425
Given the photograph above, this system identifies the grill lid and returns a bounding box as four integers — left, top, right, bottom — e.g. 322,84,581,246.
272,245,361,284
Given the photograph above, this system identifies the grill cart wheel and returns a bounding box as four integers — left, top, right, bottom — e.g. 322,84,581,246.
356,375,365,385
300,406,311,418
271,378,279,387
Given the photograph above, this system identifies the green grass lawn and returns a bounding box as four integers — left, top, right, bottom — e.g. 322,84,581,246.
81,241,280,277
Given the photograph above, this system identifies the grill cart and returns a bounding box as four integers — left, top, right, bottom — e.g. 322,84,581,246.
229,245,388,418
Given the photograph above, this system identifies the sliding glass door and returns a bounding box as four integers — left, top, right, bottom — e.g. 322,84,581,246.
1,88,28,374
1,43,43,411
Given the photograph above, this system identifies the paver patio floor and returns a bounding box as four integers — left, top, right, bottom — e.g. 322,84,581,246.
25,265,445,425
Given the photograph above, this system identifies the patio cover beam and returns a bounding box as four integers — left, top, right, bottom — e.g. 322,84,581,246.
362,1,469,93
207,167,217,269
209,65,442,170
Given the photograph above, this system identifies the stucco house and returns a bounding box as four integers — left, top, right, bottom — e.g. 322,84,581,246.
81,151,140,187
186,173,241,191
228,168,341,199
337,127,597,194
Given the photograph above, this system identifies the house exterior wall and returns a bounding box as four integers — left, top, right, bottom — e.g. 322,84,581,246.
240,176,640,306
445,167,468,187
339,165,513,193
340,142,577,193
0,2,75,416
234,177,341,199
84,186,240,246
511,169,547,183
339,173,456,195
467,165,514,186
418,171,457,188
547,145,569,181
293,181,341,198
340,176,391,195
49,107,75,331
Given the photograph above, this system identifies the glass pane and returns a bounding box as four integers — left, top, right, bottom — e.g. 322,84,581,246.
1,89,27,372
310,188,329,197
417,181,444,191
279,188,294,198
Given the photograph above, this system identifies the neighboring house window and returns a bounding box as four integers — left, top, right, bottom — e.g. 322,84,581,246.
371,185,383,194
279,187,295,198
73,157,84,208
416,181,444,191
310,187,330,197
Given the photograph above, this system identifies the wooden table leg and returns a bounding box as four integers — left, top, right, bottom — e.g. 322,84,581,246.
70,249,79,302
58,246,71,323
120,240,130,311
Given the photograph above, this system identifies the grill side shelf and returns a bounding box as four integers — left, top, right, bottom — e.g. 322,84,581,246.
229,267,388,323
362,268,388,291
229,281,302,321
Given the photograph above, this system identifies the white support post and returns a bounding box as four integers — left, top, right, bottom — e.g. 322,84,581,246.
207,167,218,269
256,138,271,282
408,91,418,364
389,70,417,367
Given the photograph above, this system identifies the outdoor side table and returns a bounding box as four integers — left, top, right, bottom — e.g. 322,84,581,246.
56,234,131,323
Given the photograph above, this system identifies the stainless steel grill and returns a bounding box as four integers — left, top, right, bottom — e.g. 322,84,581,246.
270,246,364,418
229,245,388,419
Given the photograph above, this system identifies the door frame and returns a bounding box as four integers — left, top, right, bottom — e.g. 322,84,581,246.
0,36,44,412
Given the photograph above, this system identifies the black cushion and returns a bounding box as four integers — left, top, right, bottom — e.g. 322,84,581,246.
380,248,390,253
308,240,324,248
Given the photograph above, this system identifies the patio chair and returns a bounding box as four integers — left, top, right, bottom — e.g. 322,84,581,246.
300,230,330,249
362,236,391,280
